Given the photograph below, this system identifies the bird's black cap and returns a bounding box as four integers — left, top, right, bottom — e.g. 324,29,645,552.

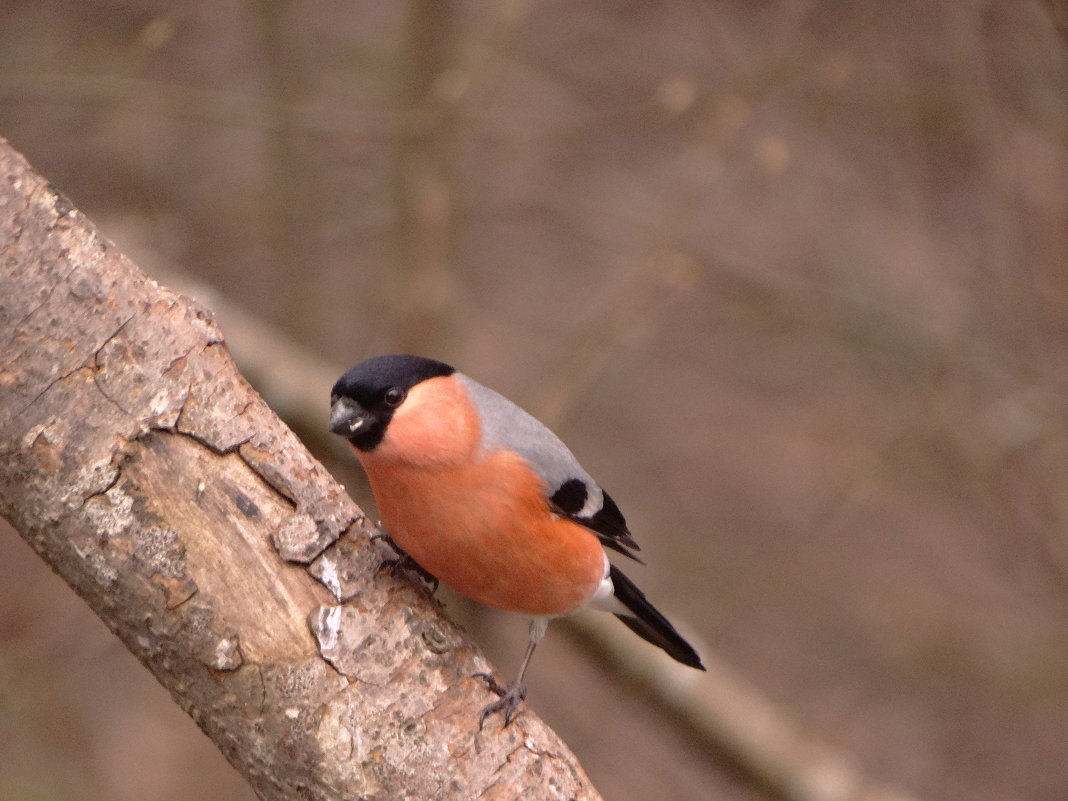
330,355,455,450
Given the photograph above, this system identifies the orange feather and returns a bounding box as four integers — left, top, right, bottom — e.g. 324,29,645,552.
355,375,605,616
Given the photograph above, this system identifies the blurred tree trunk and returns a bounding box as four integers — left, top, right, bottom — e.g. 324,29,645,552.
0,138,603,801
1046,0,1068,41
255,0,320,330
389,0,459,352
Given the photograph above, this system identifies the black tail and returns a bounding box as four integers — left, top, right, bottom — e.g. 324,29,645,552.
610,565,705,670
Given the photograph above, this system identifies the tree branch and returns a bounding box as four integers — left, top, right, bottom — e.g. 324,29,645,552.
161,268,927,801
0,137,602,801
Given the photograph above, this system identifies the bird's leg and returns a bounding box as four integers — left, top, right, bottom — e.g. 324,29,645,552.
475,617,549,729
371,529,439,592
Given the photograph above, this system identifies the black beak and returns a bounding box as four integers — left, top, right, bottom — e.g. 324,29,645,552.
329,396,369,437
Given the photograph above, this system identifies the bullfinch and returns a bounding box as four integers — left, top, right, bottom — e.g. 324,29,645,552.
329,354,704,727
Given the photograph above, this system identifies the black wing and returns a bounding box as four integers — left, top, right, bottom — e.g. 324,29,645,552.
550,478,642,562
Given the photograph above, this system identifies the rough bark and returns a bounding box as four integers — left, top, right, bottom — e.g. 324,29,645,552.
0,138,602,801
163,268,928,801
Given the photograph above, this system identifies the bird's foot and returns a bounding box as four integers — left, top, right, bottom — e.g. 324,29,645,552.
371,531,439,592
474,673,527,729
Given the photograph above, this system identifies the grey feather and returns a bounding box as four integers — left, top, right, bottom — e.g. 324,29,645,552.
456,373,604,517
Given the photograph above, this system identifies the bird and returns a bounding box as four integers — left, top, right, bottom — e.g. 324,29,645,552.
329,354,704,727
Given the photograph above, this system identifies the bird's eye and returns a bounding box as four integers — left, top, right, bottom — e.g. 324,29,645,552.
383,387,405,407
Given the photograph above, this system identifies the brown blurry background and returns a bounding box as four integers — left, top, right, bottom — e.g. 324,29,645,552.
2,2,1068,800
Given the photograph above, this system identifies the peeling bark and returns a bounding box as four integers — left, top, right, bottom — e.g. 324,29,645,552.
0,138,603,801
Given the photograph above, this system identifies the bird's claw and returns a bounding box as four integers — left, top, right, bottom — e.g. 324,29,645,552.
474,672,527,729
372,532,439,591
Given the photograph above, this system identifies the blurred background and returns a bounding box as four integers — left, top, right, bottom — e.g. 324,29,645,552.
2,2,1067,800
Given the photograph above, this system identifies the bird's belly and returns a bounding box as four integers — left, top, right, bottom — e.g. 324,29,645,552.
363,451,606,616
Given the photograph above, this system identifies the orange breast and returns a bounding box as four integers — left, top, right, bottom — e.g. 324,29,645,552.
359,447,606,617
